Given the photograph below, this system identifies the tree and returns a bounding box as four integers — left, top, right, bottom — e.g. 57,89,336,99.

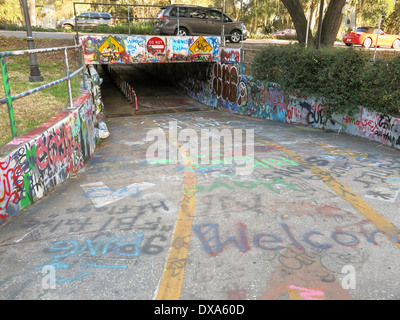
382,1,400,34
319,0,347,47
281,0,347,48
29,0,36,26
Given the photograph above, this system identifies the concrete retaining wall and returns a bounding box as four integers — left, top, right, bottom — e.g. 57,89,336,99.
0,91,96,226
140,59,400,151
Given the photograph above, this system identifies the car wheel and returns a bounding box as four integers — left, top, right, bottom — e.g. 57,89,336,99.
363,37,372,48
392,39,400,49
175,27,189,36
229,30,242,43
63,24,74,30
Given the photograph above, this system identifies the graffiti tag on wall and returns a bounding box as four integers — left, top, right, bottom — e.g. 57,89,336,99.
81,35,221,64
0,96,96,225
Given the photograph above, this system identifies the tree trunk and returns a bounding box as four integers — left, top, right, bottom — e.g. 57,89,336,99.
320,0,347,47
281,0,314,46
29,0,36,26
310,1,319,32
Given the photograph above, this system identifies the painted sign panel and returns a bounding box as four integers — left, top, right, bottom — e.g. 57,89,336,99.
189,36,213,53
80,35,221,64
147,37,165,53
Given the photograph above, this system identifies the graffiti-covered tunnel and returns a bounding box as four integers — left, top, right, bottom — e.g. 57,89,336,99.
97,62,215,118
81,35,241,119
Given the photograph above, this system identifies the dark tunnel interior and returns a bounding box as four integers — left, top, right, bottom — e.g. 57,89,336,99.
96,63,213,118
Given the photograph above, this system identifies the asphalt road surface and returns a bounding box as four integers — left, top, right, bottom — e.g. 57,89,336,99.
1,30,398,53
0,65,399,302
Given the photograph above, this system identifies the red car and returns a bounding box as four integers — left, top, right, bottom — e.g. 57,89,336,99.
343,27,400,49
273,29,296,37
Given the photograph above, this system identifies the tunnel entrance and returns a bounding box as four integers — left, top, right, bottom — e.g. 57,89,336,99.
97,64,210,118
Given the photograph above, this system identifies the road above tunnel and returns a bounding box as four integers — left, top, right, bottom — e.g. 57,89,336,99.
0,66,399,302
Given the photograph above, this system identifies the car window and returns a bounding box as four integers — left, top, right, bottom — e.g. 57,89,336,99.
223,14,232,22
90,13,101,19
99,13,111,19
210,10,222,20
77,13,89,20
169,7,189,17
189,8,208,19
355,27,373,33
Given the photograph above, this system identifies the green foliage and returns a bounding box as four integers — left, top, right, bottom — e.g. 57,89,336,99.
90,22,155,35
360,55,400,115
382,1,400,34
252,45,400,117
0,0,23,25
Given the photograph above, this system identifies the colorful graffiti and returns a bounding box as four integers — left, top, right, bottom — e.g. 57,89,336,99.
81,35,221,64
176,61,400,151
193,221,399,256
0,93,95,225
341,107,400,147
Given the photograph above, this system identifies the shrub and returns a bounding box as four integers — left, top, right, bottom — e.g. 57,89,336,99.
252,45,400,117
360,55,400,116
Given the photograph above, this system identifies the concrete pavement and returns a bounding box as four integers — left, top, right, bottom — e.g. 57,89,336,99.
0,65,400,301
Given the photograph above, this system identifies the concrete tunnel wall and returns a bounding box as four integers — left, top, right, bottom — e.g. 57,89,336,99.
137,60,400,151
0,90,97,227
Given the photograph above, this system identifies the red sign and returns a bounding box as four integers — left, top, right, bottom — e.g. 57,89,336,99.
147,37,165,53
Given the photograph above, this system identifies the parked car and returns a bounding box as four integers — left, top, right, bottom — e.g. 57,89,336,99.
272,29,296,37
57,12,115,30
343,27,400,49
154,4,247,43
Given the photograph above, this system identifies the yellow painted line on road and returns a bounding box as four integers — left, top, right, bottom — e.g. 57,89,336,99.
217,111,400,247
257,136,400,248
215,112,400,246
155,128,196,300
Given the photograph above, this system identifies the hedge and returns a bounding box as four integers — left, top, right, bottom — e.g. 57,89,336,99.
252,45,400,117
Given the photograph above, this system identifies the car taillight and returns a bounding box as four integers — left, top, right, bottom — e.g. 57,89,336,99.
111,18,115,25
158,14,167,19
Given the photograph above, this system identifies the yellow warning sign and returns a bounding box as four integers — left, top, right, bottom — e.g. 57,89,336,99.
189,36,212,53
98,35,125,55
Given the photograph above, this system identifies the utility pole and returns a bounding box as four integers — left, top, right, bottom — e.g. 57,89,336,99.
21,0,43,82
372,13,384,62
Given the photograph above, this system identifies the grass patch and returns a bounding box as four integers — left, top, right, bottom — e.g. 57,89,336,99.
89,21,155,35
0,36,84,145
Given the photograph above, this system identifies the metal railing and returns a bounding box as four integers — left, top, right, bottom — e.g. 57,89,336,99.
106,65,138,110
71,2,244,48
0,44,86,141
73,2,164,39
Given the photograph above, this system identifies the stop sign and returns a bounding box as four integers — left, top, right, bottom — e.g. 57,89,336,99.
147,37,165,53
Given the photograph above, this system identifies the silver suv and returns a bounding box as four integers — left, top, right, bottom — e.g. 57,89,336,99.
57,12,115,30
154,5,247,43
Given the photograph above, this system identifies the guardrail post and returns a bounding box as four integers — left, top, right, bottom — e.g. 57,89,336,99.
177,6,180,35
63,48,73,108
79,45,87,90
1,57,17,139
127,4,131,35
